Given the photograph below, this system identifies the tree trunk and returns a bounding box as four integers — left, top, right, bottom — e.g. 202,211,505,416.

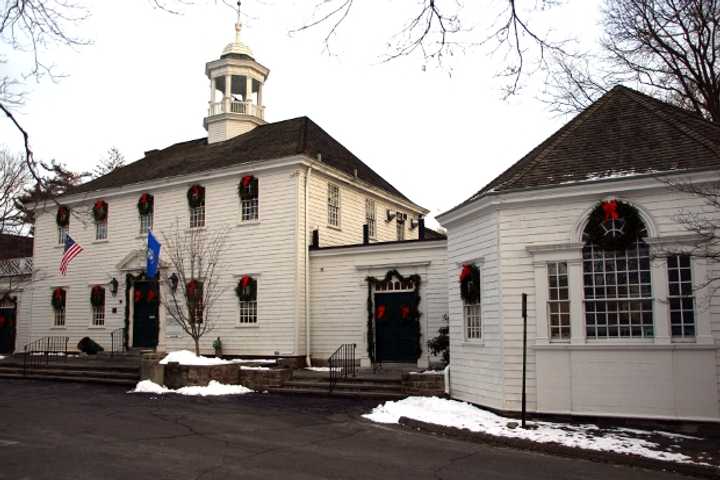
193,337,200,357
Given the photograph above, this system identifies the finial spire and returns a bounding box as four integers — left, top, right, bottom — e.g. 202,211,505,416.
235,1,242,42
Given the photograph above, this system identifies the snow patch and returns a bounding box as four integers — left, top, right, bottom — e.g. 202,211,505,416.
364,397,701,465
239,366,271,371
304,367,338,372
409,370,444,375
129,380,253,396
231,359,277,365
0,355,5,361
159,350,231,366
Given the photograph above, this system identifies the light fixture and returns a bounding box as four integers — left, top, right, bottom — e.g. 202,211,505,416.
110,277,119,297
169,273,179,292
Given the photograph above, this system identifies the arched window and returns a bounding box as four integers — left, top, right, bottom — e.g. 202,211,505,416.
582,218,652,339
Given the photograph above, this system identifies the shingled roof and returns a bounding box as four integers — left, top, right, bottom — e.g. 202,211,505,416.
448,85,720,214
69,117,414,204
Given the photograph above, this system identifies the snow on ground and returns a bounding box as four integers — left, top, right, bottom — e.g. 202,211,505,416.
0,356,5,360
363,396,702,465
305,367,336,372
239,366,271,371
130,380,253,396
409,370,444,375
159,350,277,366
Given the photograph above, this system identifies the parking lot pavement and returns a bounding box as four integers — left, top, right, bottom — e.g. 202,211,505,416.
0,380,696,479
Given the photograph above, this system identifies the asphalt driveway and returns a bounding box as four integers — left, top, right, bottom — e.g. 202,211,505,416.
0,380,695,479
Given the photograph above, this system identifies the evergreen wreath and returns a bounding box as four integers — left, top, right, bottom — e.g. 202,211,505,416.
51,288,66,311
186,279,203,302
235,275,257,302
137,193,154,215
365,269,422,364
56,206,70,227
93,200,108,222
459,264,481,304
238,175,258,200
187,185,205,208
585,199,644,251
90,286,105,307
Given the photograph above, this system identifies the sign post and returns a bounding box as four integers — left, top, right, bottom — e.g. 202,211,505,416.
521,293,527,429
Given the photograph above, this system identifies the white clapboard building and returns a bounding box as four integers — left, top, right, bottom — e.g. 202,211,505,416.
23,16,449,369
437,86,720,422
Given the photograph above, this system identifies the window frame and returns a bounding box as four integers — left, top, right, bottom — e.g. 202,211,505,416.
95,219,108,241
327,183,341,228
365,198,376,239
57,225,68,246
667,254,695,339
547,261,571,341
463,303,482,341
91,304,105,327
189,204,206,229
240,197,259,222
139,212,153,234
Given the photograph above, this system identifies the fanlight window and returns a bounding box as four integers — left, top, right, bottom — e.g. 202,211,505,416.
582,219,653,339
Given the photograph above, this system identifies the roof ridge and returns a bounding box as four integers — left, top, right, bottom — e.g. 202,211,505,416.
618,88,720,159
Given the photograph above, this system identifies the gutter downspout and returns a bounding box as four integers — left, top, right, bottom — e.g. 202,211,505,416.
304,165,313,367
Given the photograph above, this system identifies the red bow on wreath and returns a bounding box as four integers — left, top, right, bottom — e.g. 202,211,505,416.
602,200,619,221
240,275,251,288
400,305,411,319
241,175,253,189
146,289,157,302
54,289,64,300
190,185,201,197
460,264,472,282
376,305,386,320
134,289,143,303
94,200,104,210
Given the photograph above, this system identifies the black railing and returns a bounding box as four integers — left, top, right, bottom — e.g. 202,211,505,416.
23,336,69,375
328,343,356,393
110,327,126,357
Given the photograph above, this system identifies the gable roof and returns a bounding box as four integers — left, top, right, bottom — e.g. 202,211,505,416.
445,85,720,215
69,117,416,205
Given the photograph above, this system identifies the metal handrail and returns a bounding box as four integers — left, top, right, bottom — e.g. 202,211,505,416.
110,327,126,357
23,336,69,375
328,343,356,393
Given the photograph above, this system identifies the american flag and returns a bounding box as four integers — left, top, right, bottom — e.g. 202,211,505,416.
60,234,83,275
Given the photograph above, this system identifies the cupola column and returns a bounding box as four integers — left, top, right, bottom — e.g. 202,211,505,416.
246,76,253,103
257,83,263,107
224,74,232,112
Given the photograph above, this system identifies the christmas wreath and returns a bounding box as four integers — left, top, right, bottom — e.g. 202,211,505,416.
459,264,481,304
146,288,158,303
584,199,644,251
137,193,154,215
134,289,143,303
93,200,108,222
235,275,257,302
238,175,258,200
51,288,66,311
186,279,203,303
56,206,70,227
187,185,205,208
90,286,105,307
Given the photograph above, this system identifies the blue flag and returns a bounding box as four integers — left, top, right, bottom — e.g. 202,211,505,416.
147,230,161,278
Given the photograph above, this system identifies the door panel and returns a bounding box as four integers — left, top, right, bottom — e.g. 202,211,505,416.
133,281,159,348
0,307,16,354
374,292,419,363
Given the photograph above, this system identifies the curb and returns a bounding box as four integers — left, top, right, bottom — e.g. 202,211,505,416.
398,417,720,479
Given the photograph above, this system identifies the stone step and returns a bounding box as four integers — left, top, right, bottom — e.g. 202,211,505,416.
0,362,140,374
269,386,405,400
0,371,138,386
284,380,402,392
0,366,139,380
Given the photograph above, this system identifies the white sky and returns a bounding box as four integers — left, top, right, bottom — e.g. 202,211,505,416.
1,1,603,224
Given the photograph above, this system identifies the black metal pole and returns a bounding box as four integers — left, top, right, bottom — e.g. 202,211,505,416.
521,293,527,428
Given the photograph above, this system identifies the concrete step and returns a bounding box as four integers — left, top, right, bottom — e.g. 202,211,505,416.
291,372,403,383
0,371,137,386
284,380,402,392
269,386,405,400
0,366,139,380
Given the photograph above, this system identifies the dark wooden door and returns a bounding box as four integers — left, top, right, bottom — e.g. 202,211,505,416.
374,292,419,363
0,307,16,354
133,281,159,349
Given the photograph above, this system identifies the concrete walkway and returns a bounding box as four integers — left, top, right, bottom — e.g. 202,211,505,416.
0,380,694,479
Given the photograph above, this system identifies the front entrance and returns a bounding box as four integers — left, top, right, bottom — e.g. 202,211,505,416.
0,306,16,354
132,281,159,349
374,292,419,363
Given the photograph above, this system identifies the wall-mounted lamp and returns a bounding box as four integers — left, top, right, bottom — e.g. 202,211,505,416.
169,273,179,292
385,210,396,223
110,277,119,297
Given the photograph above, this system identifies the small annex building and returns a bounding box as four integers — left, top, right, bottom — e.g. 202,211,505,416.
437,86,720,422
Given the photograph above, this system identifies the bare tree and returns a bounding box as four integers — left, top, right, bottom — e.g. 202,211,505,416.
545,0,720,122
160,223,229,355
0,148,30,234
93,147,125,179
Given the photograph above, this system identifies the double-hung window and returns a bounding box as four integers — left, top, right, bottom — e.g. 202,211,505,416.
190,205,205,229
57,225,68,245
139,212,153,234
547,262,570,340
241,194,258,222
92,303,105,327
464,304,482,340
396,214,405,241
96,220,107,240
327,183,340,227
365,198,376,239
667,255,695,338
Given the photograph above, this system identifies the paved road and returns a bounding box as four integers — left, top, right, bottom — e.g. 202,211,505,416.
0,380,692,479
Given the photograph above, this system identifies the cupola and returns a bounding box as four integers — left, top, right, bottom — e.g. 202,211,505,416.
204,2,270,143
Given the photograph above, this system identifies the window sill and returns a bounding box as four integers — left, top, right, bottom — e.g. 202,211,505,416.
460,340,484,347
237,220,260,227
327,224,342,231
92,239,109,244
235,323,259,328
88,325,106,330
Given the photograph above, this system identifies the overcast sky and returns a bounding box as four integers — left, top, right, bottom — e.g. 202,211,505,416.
1,1,603,225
